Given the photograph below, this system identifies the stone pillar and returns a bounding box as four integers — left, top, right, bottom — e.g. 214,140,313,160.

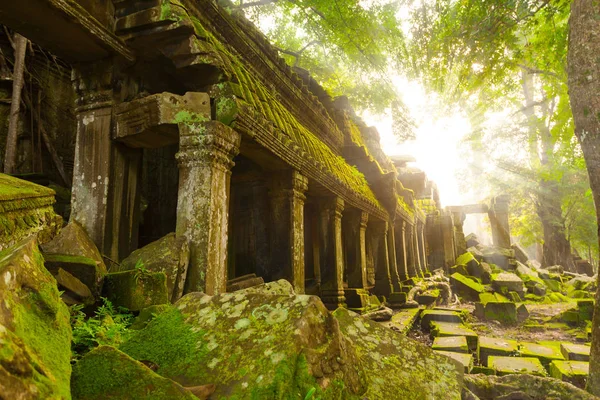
440,214,457,272
176,121,240,295
395,220,409,281
387,224,402,292
372,221,393,297
318,197,346,309
489,195,511,248
452,211,467,255
419,222,428,273
268,170,308,293
405,223,417,277
345,210,369,289
413,223,423,277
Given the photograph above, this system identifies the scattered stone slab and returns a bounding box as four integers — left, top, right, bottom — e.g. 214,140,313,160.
488,356,546,376
226,273,265,292
416,289,440,306
387,292,407,308
434,350,473,373
511,244,529,264
71,346,198,400
517,304,529,322
103,270,168,311
420,309,463,331
577,299,594,321
466,233,480,248
482,247,514,270
44,254,105,297
0,238,72,399
55,268,94,305
468,261,492,284
474,301,517,324
118,233,190,303
561,343,590,362
385,307,421,334
478,337,518,366
364,306,393,321
549,360,589,388
432,336,469,353
41,220,107,275
450,272,485,301
478,292,510,304
465,373,597,400
518,342,565,368
430,322,478,351
491,272,523,297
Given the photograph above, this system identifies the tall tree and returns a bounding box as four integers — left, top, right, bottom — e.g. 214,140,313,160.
567,0,600,394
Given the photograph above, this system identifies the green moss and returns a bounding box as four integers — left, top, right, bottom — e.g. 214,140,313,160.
173,110,209,124
103,270,168,311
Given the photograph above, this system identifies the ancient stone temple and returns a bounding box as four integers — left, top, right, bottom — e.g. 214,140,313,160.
0,0,444,311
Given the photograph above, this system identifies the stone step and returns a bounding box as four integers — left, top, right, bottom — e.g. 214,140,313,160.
489,356,546,376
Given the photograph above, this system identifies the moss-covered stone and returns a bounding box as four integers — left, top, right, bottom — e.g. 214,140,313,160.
71,346,198,399
491,272,524,297
420,309,463,331
549,360,589,388
450,273,485,301
470,366,495,375
0,238,72,399
560,343,590,361
103,270,168,311
384,307,421,334
489,356,546,376
430,322,478,351
434,350,473,373
480,301,517,324
577,299,594,321
118,233,190,303
478,336,518,367
432,336,469,353
518,342,565,369
44,254,104,298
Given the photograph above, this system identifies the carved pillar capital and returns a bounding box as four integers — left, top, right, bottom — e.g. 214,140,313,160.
320,196,345,219
359,211,369,231
269,170,308,201
176,121,241,170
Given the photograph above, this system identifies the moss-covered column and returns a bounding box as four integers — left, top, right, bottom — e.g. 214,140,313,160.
395,220,409,281
344,210,369,289
318,197,346,309
405,223,417,277
268,170,308,293
387,224,401,291
412,223,423,277
176,121,240,295
440,214,457,272
372,221,393,297
418,222,428,273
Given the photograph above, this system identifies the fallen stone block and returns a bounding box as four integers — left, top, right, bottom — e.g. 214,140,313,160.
468,261,492,284
560,343,590,362
384,307,421,334
450,272,485,301
518,342,565,369
226,273,265,292
55,268,94,305
489,356,546,376
491,272,524,297
0,238,72,399
471,366,495,375
420,309,463,331
577,299,594,321
549,360,589,388
364,306,393,321
465,233,480,248
478,336,518,366
236,278,294,296
103,270,168,311
71,346,198,400
118,233,190,303
430,322,478,351
432,336,469,353
482,247,514,270
44,254,104,297
434,350,473,373
517,304,529,322
475,301,517,324
416,289,440,306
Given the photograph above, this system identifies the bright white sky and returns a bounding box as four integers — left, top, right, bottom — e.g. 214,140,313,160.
361,77,473,208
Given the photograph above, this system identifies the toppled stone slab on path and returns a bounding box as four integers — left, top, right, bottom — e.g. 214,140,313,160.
478,336,518,366
432,336,468,353
474,301,517,324
119,291,463,399
550,360,589,388
561,343,590,361
384,307,421,334
0,173,62,250
450,272,485,301
117,233,190,303
103,270,169,311
430,322,478,351
465,373,597,400
71,346,199,400
489,356,546,376
434,350,473,373
420,309,463,331
491,272,524,297
518,342,565,368
0,238,72,399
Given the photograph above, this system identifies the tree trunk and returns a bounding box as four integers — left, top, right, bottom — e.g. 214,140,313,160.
3,33,27,174
568,0,600,395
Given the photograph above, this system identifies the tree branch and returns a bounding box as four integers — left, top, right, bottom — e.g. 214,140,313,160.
234,0,278,9
517,64,560,79
275,40,320,66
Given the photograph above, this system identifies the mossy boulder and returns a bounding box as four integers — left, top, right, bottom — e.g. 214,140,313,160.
103,270,169,311
465,373,597,399
71,346,198,400
333,308,463,399
117,233,190,303
0,238,72,399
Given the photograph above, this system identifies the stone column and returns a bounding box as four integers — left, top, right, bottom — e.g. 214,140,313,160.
318,197,346,309
387,224,402,292
176,121,240,295
489,195,511,248
372,221,393,297
345,210,369,289
440,214,457,272
452,211,467,255
413,223,423,277
395,220,409,281
419,222,428,273
268,170,309,293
